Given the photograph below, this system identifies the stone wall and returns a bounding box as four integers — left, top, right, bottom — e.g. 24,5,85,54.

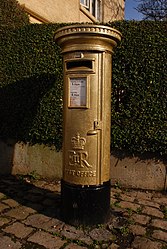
0,140,166,190
111,152,167,191
0,139,62,179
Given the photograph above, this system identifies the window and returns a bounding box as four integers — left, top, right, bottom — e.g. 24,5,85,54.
80,0,101,20
80,0,89,9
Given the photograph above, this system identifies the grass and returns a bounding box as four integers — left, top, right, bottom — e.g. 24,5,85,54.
126,208,133,217
119,225,130,237
136,207,143,214
114,181,122,189
161,206,167,219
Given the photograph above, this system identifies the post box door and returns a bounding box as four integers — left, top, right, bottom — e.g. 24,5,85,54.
63,52,111,186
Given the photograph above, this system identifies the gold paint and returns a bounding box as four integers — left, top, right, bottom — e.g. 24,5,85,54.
54,24,121,186
69,133,92,170
65,169,96,178
71,133,86,150
69,150,92,169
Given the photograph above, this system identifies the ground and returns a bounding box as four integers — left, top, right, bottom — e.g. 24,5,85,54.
0,175,166,249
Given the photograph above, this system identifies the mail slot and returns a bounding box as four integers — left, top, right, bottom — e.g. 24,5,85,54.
66,59,93,70
54,24,121,225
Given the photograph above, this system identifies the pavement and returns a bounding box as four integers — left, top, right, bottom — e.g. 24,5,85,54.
0,175,166,249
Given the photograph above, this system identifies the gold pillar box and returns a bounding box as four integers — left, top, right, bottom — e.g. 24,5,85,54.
54,25,121,186
54,24,121,225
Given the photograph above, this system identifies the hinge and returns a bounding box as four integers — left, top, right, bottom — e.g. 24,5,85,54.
94,120,102,130
87,120,102,135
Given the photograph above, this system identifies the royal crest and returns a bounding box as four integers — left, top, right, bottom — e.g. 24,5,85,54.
69,133,92,169
71,133,86,150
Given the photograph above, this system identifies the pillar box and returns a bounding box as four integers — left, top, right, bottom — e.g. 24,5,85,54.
54,24,121,226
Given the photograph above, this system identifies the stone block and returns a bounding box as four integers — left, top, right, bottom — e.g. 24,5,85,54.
132,236,162,249
111,153,166,190
151,219,167,231
152,230,167,242
28,231,65,249
12,142,62,179
3,222,33,238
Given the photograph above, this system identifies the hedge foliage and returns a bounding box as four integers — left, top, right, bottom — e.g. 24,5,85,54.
109,21,167,155
0,21,167,155
0,0,29,28
0,24,64,150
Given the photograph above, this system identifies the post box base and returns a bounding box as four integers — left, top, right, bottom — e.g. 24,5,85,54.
61,180,111,226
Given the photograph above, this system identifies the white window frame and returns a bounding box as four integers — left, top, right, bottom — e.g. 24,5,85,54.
80,0,101,20
80,0,90,10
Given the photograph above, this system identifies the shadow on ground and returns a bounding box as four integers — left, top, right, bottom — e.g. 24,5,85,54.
0,175,61,220
0,175,135,248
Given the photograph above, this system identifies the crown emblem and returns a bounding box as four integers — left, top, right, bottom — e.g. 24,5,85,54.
71,133,86,150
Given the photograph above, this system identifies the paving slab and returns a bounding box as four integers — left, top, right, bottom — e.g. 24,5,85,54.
28,231,66,249
151,219,167,231
88,227,114,241
130,213,151,225
152,230,167,242
64,244,88,249
3,221,34,238
3,205,36,220
142,206,164,218
132,236,163,249
0,235,22,249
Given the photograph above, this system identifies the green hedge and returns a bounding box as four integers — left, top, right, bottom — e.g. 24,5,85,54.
109,21,167,155
0,24,64,150
0,21,167,155
0,0,29,28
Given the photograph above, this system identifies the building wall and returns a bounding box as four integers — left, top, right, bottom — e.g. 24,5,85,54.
18,0,124,24
103,0,125,22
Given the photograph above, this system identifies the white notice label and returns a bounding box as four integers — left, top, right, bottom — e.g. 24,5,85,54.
70,77,87,107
